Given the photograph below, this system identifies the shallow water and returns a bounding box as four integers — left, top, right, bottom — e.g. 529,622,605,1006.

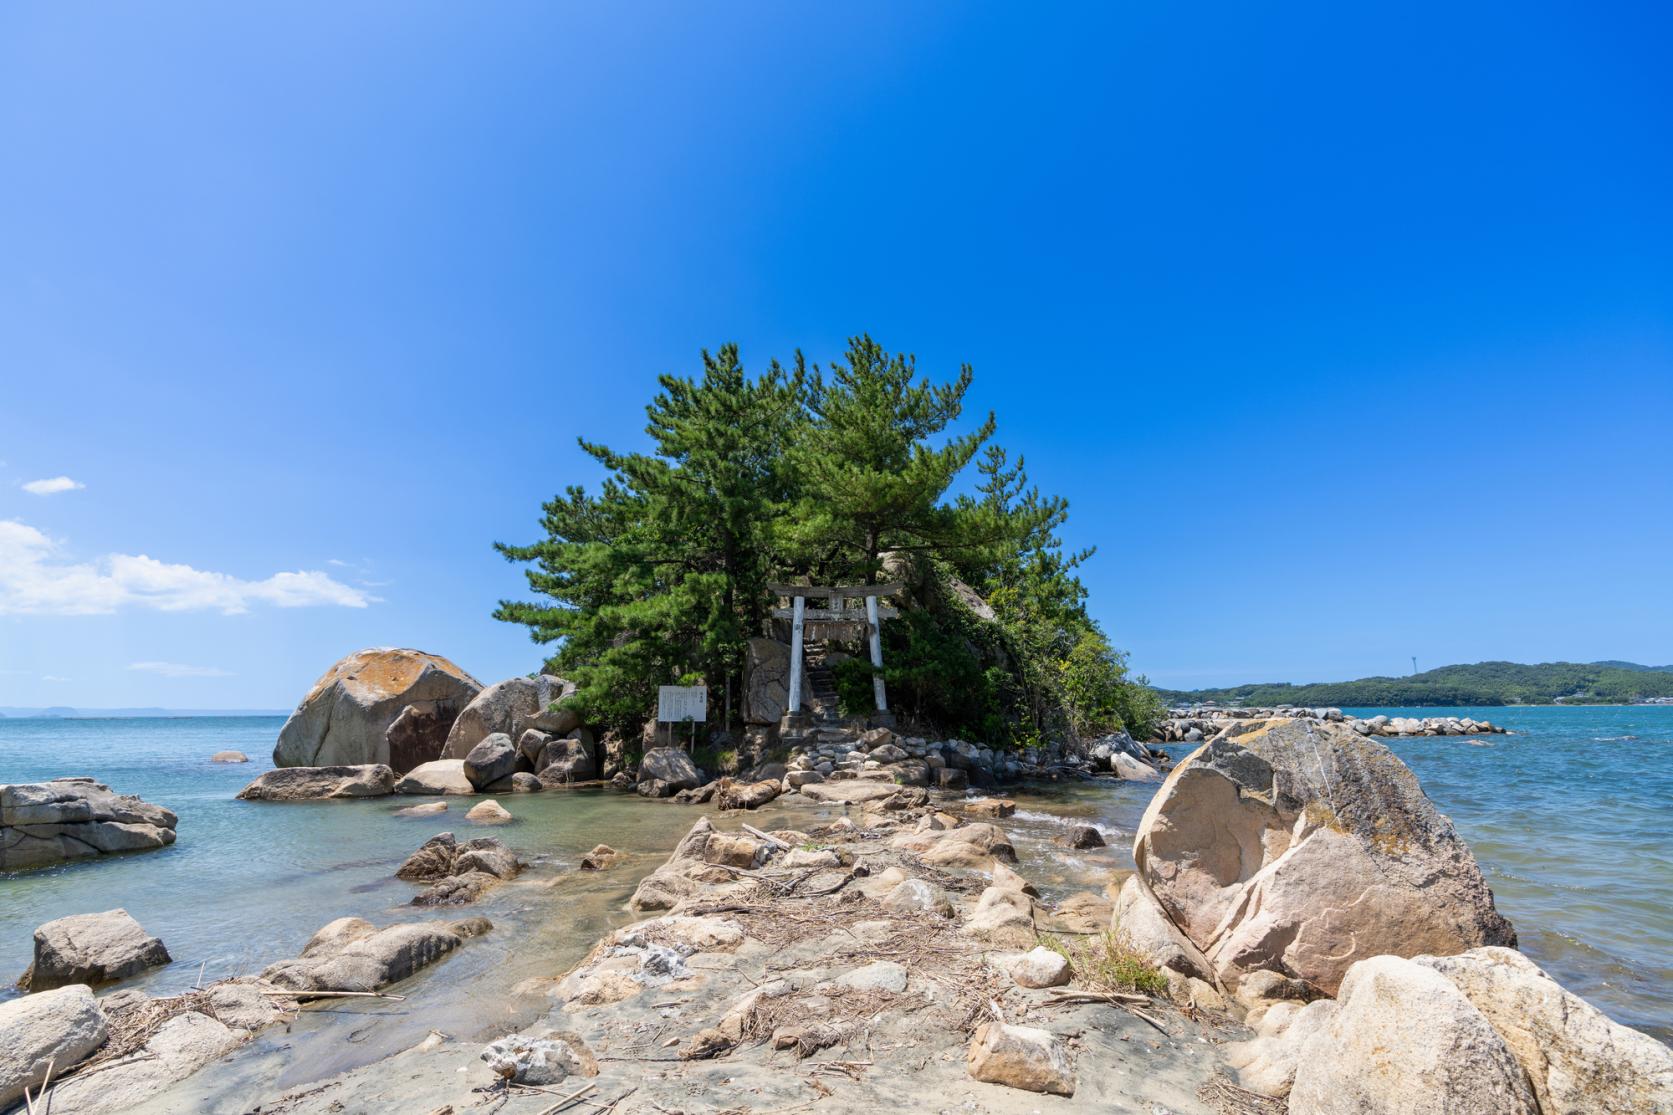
1,707,1669,1057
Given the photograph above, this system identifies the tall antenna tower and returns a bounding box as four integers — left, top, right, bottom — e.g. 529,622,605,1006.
1411,656,1418,676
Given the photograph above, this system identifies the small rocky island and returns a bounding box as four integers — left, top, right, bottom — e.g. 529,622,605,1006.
0,778,177,871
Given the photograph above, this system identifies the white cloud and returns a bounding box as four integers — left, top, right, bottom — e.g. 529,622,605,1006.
127,661,235,678
22,476,85,495
0,520,378,615
41,674,72,682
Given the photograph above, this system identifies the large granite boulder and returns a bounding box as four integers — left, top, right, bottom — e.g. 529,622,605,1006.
1,778,178,871
0,984,109,1109
1288,954,1538,1115
236,764,394,801
261,915,492,992
536,733,597,785
443,675,577,759
1132,717,1514,993
21,909,172,991
743,638,790,725
462,733,518,790
273,648,480,772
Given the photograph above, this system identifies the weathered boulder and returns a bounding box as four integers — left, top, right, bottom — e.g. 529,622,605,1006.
236,764,394,801
0,984,108,1110
393,759,475,796
1063,824,1104,849
638,747,702,793
462,732,518,790
1110,875,1215,981
384,702,458,773
393,800,448,817
466,799,513,824
443,675,577,759
743,637,790,724
21,909,172,991
396,832,465,880
517,728,554,767
261,915,491,992
208,750,248,763
716,778,780,811
1010,946,1072,988
0,778,178,870
1111,752,1161,782
966,1021,1075,1096
537,733,597,784
1133,718,1514,993
1416,947,1673,1115
965,886,1036,941
481,1032,594,1085
881,878,952,916
44,1009,243,1114
1288,955,1538,1115
272,648,480,771
484,772,543,794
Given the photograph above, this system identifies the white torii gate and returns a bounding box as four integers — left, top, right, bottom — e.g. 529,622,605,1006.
769,583,901,724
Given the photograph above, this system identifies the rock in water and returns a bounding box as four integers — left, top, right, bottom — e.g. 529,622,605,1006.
393,759,475,795
261,916,492,992
637,747,701,795
1133,717,1514,993
236,764,395,801
1064,824,1105,849
0,984,109,1110
22,908,172,991
443,675,578,759
208,750,248,763
966,1021,1075,1096
272,648,481,772
394,801,448,817
1288,955,1538,1115
466,799,513,824
462,732,518,790
0,779,178,870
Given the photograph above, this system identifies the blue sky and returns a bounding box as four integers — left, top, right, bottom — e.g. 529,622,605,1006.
2,2,1669,708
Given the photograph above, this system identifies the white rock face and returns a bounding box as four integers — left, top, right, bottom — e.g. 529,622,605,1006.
1288,955,1538,1115
1133,717,1514,993
1009,946,1072,988
273,648,481,771
966,1021,1075,1096
0,984,109,1110
1416,947,1673,1115
45,1011,242,1115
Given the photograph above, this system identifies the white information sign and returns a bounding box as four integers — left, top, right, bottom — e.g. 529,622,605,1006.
657,685,708,723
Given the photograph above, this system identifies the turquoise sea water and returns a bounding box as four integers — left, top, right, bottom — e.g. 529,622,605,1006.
1,707,1669,1051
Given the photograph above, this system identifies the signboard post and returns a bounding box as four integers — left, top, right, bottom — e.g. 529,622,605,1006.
657,685,707,750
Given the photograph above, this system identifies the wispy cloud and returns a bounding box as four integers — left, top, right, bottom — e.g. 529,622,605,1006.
41,674,72,682
22,476,84,496
0,520,379,615
127,660,235,678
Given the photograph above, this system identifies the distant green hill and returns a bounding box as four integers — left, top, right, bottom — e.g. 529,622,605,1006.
1154,660,1673,708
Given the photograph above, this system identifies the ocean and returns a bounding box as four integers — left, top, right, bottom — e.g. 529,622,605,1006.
1,705,1668,1052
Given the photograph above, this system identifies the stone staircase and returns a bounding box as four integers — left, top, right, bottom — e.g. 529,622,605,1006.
802,641,842,724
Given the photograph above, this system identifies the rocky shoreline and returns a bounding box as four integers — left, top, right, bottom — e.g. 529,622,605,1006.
1157,705,1508,743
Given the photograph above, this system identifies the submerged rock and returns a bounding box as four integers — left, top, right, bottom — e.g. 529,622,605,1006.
1133,717,1514,993
272,648,481,772
21,908,172,992
465,799,513,824
0,984,108,1110
208,750,248,763
236,764,394,801
261,916,491,992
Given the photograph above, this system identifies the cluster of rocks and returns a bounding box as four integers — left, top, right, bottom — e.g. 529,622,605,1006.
1156,705,1506,743
503,808,1215,1110
269,647,597,779
394,831,524,905
1111,715,1672,1110
1,778,178,871
1,893,498,1113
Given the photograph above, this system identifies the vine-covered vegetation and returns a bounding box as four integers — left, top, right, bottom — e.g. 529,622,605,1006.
494,336,1159,745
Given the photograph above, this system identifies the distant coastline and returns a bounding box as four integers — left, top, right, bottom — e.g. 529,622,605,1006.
1153,659,1673,708
0,707,288,719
